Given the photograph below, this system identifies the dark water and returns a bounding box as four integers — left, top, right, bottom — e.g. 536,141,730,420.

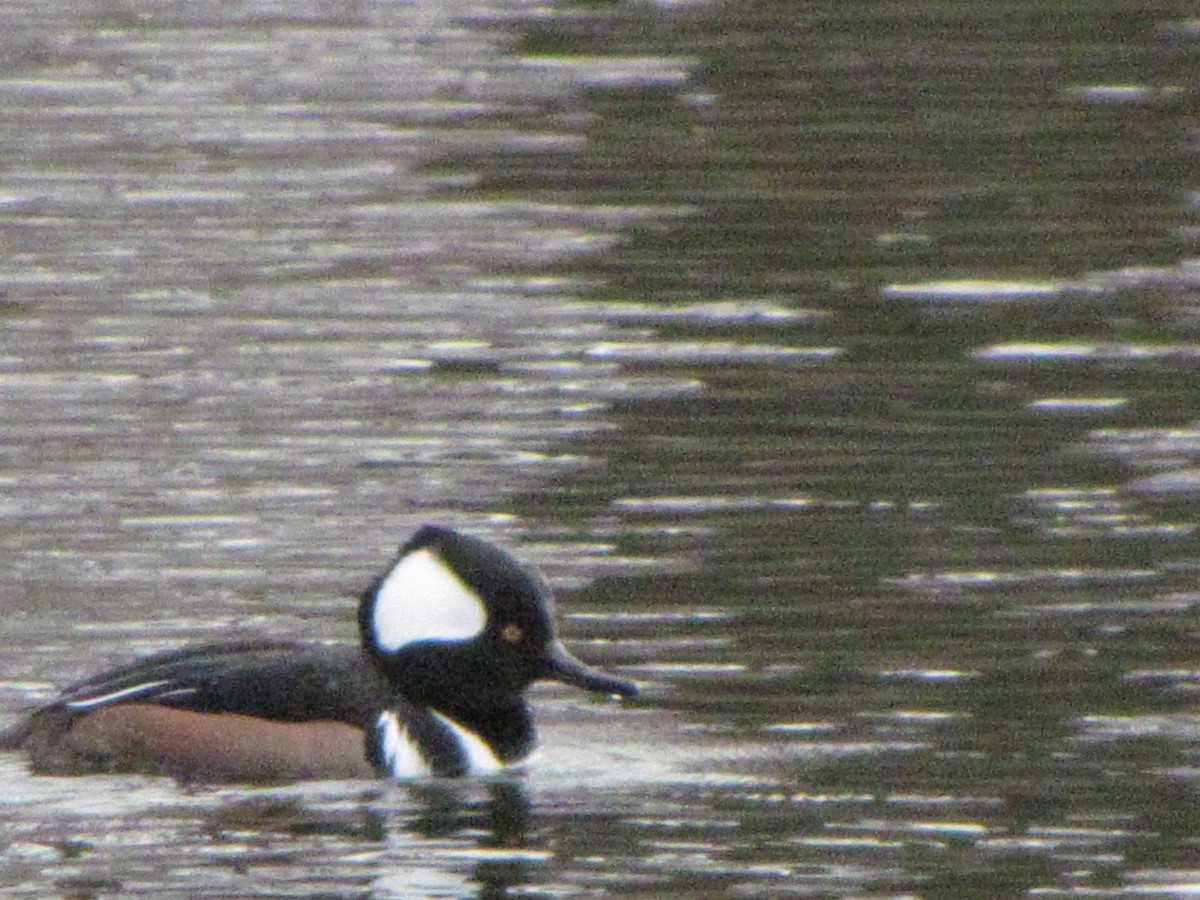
4,0,1200,896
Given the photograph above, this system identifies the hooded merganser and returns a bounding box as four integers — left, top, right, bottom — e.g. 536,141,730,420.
0,525,637,782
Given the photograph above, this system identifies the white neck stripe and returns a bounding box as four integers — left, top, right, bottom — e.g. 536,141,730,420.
374,709,506,779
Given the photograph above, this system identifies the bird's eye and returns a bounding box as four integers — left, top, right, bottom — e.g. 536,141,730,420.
501,623,524,643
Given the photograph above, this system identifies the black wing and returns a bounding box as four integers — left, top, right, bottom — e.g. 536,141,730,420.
44,640,385,729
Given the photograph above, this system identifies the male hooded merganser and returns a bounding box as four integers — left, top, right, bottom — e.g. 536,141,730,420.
0,525,637,782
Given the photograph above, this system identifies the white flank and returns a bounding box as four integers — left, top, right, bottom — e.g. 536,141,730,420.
372,547,487,652
433,711,506,775
64,680,174,710
375,711,432,779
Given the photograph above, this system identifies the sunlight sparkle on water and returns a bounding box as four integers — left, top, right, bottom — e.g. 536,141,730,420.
1026,397,1128,411
975,342,1200,361
881,279,1063,301
876,670,979,682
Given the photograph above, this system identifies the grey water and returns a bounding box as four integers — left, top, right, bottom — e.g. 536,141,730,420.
4,0,1200,896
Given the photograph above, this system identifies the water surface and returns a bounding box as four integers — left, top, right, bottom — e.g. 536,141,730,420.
4,0,1200,896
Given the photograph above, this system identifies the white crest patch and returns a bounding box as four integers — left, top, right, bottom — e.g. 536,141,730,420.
372,546,487,652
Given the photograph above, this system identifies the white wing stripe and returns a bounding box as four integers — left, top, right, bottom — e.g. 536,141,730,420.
64,680,174,710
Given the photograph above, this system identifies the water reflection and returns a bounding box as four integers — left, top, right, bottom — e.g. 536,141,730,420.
374,781,535,898
5,0,1200,896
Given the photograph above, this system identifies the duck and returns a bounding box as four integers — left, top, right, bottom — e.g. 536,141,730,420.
0,525,637,782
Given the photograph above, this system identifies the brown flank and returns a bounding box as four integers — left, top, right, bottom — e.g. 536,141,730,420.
19,705,376,782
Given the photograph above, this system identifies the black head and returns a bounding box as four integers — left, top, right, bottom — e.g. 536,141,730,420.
359,526,637,709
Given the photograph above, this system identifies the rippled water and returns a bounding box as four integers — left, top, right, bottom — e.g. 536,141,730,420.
4,0,1200,896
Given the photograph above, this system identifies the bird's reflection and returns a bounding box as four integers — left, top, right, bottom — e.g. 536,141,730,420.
403,777,530,846
384,777,535,898
190,778,534,898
